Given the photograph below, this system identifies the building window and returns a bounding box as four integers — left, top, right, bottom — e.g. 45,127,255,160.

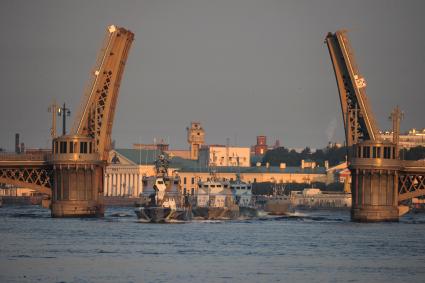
191,177,194,185
69,142,74,153
383,147,391,159
362,146,370,158
372,146,376,158
60,141,67,153
80,142,88,154
254,178,257,183
183,177,187,185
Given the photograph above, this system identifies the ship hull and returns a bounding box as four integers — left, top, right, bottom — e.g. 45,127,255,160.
135,207,191,223
192,206,239,220
264,199,291,215
239,207,259,218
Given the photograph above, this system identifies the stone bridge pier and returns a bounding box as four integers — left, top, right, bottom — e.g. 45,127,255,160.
350,141,401,222
50,135,104,217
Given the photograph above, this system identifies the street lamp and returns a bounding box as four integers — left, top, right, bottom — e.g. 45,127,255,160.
57,103,71,136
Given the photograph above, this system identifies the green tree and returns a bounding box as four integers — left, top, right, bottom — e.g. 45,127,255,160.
262,145,348,167
400,146,425,161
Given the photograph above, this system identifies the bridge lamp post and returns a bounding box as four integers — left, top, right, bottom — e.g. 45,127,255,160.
57,103,71,136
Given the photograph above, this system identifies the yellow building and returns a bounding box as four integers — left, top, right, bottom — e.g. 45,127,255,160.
105,149,327,197
178,165,327,195
0,186,39,197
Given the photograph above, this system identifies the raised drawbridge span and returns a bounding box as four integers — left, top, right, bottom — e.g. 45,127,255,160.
0,25,134,217
326,30,425,221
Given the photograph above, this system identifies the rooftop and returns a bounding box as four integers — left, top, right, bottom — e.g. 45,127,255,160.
113,148,326,174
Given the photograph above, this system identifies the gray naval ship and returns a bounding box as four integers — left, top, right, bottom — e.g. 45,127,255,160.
229,174,258,218
264,184,292,215
135,154,191,223
191,170,239,220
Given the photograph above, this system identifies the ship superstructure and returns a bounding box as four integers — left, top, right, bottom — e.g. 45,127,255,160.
135,154,190,222
192,169,239,220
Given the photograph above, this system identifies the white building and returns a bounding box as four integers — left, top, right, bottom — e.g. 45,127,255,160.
104,149,179,197
199,145,251,167
380,128,425,149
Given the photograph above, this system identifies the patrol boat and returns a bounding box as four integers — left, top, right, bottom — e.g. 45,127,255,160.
192,170,239,220
264,184,292,215
135,154,191,223
229,174,258,218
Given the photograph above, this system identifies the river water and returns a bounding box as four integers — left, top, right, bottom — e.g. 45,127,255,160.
1,206,425,283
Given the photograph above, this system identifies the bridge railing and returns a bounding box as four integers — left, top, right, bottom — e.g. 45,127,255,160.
400,160,425,172
0,152,52,161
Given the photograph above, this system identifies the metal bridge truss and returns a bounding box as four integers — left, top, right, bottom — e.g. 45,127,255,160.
399,173,425,201
0,167,52,196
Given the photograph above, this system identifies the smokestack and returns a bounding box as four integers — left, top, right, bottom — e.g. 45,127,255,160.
15,133,20,154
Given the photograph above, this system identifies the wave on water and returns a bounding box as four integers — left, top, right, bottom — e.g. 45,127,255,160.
109,212,134,218
9,212,50,219
191,219,225,224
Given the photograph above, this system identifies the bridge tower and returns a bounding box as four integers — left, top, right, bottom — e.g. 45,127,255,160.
49,25,134,217
325,30,400,222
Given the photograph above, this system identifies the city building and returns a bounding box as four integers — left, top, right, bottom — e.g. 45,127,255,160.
105,149,168,197
380,128,425,149
104,148,327,198
253,136,268,156
0,185,39,197
133,141,169,151
133,142,191,159
178,164,327,196
290,188,351,208
199,145,251,167
325,161,351,184
187,122,205,160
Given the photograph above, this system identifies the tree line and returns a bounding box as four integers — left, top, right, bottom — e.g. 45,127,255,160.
262,145,425,167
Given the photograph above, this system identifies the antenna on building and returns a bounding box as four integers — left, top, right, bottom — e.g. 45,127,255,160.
389,105,404,159
226,137,230,167
138,136,142,165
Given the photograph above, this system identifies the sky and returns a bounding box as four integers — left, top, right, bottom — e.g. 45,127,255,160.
0,0,424,151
